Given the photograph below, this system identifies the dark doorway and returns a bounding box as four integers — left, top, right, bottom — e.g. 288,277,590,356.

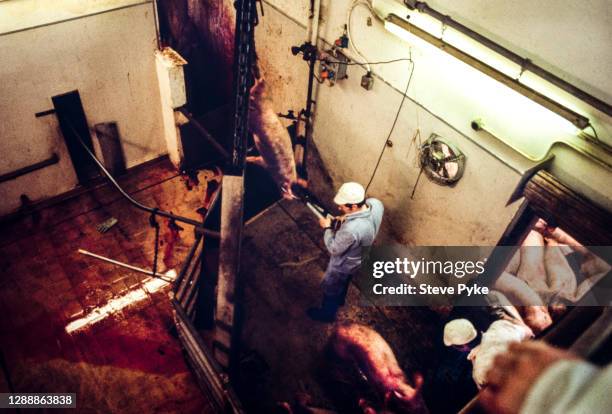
52,90,99,183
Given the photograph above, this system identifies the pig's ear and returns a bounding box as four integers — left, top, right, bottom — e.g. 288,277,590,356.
275,402,293,414
249,77,265,94
467,346,479,361
413,372,424,390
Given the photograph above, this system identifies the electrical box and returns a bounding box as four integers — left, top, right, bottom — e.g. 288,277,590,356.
361,73,374,90
319,48,348,86
155,47,187,108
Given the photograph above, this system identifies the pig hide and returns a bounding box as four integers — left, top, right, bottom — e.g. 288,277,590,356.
504,249,521,275
536,221,610,301
330,323,426,413
534,220,589,255
248,77,302,199
494,272,552,334
467,319,533,388
516,231,549,293
544,239,577,300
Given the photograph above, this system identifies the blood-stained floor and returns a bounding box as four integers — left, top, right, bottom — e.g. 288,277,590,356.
0,157,216,413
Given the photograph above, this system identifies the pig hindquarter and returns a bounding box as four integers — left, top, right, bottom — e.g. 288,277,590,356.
516,231,549,293
331,324,422,403
504,249,521,275
544,239,577,300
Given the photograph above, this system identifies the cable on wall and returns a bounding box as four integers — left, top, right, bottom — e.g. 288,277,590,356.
365,57,415,192
346,0,375,73
321,57,413,66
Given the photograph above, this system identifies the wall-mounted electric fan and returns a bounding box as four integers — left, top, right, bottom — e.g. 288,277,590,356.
418,133,466,186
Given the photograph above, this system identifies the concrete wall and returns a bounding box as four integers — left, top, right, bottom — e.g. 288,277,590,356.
156,0,236,113
0,1,165,216
253,0,612,245
266,0,612,146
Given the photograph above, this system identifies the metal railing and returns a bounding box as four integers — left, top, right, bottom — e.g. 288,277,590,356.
0,153,59,184
67,118,242,410
68,122,219,236
171,187,245,413
172,300,245,413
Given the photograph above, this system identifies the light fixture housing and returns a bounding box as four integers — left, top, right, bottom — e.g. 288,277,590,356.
384,13,591,130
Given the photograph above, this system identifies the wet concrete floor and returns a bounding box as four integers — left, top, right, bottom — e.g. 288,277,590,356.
235,198,444,413
0,157,216,413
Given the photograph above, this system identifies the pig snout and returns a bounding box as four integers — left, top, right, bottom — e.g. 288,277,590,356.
521,306,552,334
386,373,424,406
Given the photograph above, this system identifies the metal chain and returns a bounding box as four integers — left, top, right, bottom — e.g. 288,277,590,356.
230,0,258,175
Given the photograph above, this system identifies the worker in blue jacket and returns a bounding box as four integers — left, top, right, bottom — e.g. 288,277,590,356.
307,182,384,322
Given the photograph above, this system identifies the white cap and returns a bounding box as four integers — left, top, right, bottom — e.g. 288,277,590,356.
443,319,477,346
334,182,365,205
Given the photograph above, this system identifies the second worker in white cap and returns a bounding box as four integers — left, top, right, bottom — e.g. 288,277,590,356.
307,182,384,322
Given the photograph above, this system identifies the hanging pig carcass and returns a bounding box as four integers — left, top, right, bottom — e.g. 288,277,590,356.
248,76,306,198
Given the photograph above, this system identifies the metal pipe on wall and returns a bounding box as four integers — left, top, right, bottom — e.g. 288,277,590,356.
151,0,161,49
0,153,59,184
298,0,322,181
306,0,321,45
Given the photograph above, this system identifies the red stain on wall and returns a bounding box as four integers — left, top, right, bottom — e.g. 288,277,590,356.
158,0,236,111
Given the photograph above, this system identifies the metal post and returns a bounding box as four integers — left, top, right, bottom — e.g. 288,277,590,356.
214,176,245,369
214,0,257,371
